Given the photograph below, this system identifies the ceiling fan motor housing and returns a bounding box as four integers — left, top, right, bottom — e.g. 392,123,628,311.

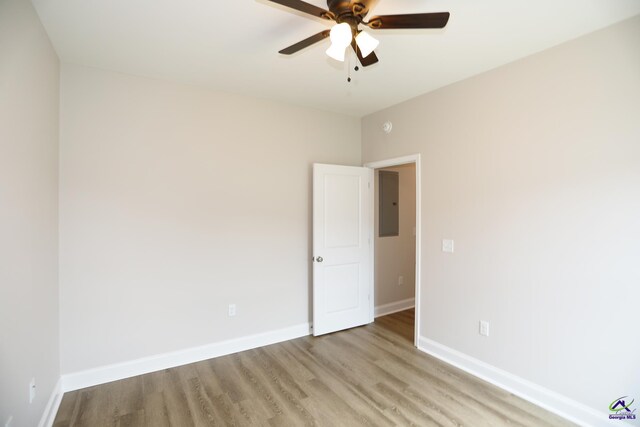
328,0,369,33
327,0,367,14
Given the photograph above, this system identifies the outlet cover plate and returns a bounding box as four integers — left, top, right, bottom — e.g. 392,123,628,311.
479,320,490,337
29,378,36,403
442,239,454,253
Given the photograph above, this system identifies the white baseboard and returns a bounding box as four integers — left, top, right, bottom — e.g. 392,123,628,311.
61,323,311,392
417,336,621,427
38,378,62,427
375,298,415,318
49,324,614,426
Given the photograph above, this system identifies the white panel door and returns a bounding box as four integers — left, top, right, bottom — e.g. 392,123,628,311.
313,163,373,336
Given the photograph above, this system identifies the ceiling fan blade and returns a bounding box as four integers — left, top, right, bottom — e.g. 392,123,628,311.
352,41,379,67
279,30,331,55
267,0,334,20
367,12,450,29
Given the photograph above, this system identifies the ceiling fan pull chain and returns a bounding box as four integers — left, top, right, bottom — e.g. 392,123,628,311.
347,48,352,82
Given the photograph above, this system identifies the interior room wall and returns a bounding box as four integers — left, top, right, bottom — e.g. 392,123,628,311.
374,164,416,310
362,15,640,416
58,63,361,374
0,0,60,425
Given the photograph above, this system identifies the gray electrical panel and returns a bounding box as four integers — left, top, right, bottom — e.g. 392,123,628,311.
379,170,399,237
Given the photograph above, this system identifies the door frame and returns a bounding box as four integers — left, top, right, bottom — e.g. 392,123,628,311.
364,154,421,346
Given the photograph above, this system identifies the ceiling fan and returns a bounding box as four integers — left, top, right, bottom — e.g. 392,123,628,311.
266,0,450,67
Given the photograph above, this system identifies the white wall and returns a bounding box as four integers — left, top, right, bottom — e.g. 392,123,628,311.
0,0,60,425
59,64,361,374
362,15,640,417
374,164,416,308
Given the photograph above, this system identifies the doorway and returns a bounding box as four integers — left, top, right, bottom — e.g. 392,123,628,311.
365,155,421,346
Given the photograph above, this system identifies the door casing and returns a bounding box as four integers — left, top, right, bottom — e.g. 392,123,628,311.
365,154,421,346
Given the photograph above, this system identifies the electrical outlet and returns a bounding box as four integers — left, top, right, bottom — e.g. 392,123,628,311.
479,320,490,337
29,378,36,403
228,304,236,317
5,415,13,427
398,275,404,286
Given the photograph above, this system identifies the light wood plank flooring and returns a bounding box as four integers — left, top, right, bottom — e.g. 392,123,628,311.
53,309,573,426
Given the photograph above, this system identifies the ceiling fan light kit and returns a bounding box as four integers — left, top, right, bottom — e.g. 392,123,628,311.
267,0,450,68
326,23,378,63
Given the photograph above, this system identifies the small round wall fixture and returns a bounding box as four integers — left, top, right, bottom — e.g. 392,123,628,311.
383,121,393,134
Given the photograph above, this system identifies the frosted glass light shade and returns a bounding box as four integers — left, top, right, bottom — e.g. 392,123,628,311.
355,31,379,58
329,23,353,48
326,43,347,62
326,23,352,62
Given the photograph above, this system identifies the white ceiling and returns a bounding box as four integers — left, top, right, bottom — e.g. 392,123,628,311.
32,0,640,117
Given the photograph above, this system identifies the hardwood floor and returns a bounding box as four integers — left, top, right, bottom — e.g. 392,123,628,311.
53,309,573,426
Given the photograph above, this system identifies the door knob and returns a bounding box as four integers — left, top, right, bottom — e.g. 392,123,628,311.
316,256,324,263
